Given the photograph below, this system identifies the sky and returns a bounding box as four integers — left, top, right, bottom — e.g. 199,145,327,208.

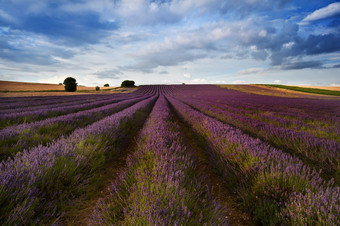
1,0,340,87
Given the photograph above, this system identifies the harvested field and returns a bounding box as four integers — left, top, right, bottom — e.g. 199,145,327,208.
220,84,340,100
0,81,138,97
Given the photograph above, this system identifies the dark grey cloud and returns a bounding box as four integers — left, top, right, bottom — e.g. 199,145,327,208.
94,69,122,79
280,60,323,70
123,50,207,73
293,34,340,55
269,33,340,66
159,71,169,74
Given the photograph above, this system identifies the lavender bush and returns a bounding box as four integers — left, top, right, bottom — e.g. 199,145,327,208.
167,95,339,225
90,95,227,225
0,95,156,224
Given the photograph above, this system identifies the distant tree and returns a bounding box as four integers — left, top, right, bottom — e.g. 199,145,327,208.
104,84,109,87
59,83,62,85
121,80,135,87
63,77,77,92
96,86,100,91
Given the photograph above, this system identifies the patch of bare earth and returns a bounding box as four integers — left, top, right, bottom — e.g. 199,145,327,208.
296,85,340,91
220,84,340,100
0,80,139,97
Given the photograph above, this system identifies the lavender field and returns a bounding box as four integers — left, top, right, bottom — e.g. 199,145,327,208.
0,85,339,225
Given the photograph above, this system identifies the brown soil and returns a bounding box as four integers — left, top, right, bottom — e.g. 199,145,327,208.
296,85,340,91
0,80,138,97
220,85,340,100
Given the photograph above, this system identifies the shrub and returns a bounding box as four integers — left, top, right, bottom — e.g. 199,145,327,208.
121,80,135,87
96,86,100,91
104,84,109,87
63,77,77,92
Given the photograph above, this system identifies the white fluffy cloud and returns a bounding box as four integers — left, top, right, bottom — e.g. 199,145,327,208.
183,73,191,78
302,2,340,23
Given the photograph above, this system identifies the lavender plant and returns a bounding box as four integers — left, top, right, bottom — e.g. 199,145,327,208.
90,95,227,225
167,96,339,225
0,96,157,224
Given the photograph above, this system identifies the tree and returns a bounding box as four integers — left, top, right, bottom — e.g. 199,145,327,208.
121,80,135,87
104,84,109,87
63,77,77,92
96,86,100,91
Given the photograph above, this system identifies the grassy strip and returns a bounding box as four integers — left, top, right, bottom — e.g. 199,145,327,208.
261,84,340,96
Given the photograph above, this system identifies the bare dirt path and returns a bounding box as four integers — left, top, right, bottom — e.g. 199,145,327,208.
168,99,257,226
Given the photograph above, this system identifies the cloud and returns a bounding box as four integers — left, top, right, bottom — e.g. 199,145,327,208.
0,29,75,65
238,68,265,75
0,1,118,46
302,2,340,23
190,78,208,84
280,60,323,70
295,34,340,55
93,69,122,79
183,73,191,78
231,80,247,84
1,0,340,86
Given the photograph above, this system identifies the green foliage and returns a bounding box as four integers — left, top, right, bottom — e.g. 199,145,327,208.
96,86,100,91
121,80,135,87
262,84,340,96
104,84,109,87
63,77,77,92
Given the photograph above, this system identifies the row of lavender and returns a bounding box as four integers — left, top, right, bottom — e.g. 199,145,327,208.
90,95,227,225
0,86,157,160
1,84,339,224
0,91,157,224
167,96,339,225
0,93,127,112
188,94,340,142
0,95,152,161
171,85,340,182
180,95,340,181
0,93,145,128
172,85,340,129
165,84,340,225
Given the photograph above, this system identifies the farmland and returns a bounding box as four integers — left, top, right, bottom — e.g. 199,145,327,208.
0,85,339,225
